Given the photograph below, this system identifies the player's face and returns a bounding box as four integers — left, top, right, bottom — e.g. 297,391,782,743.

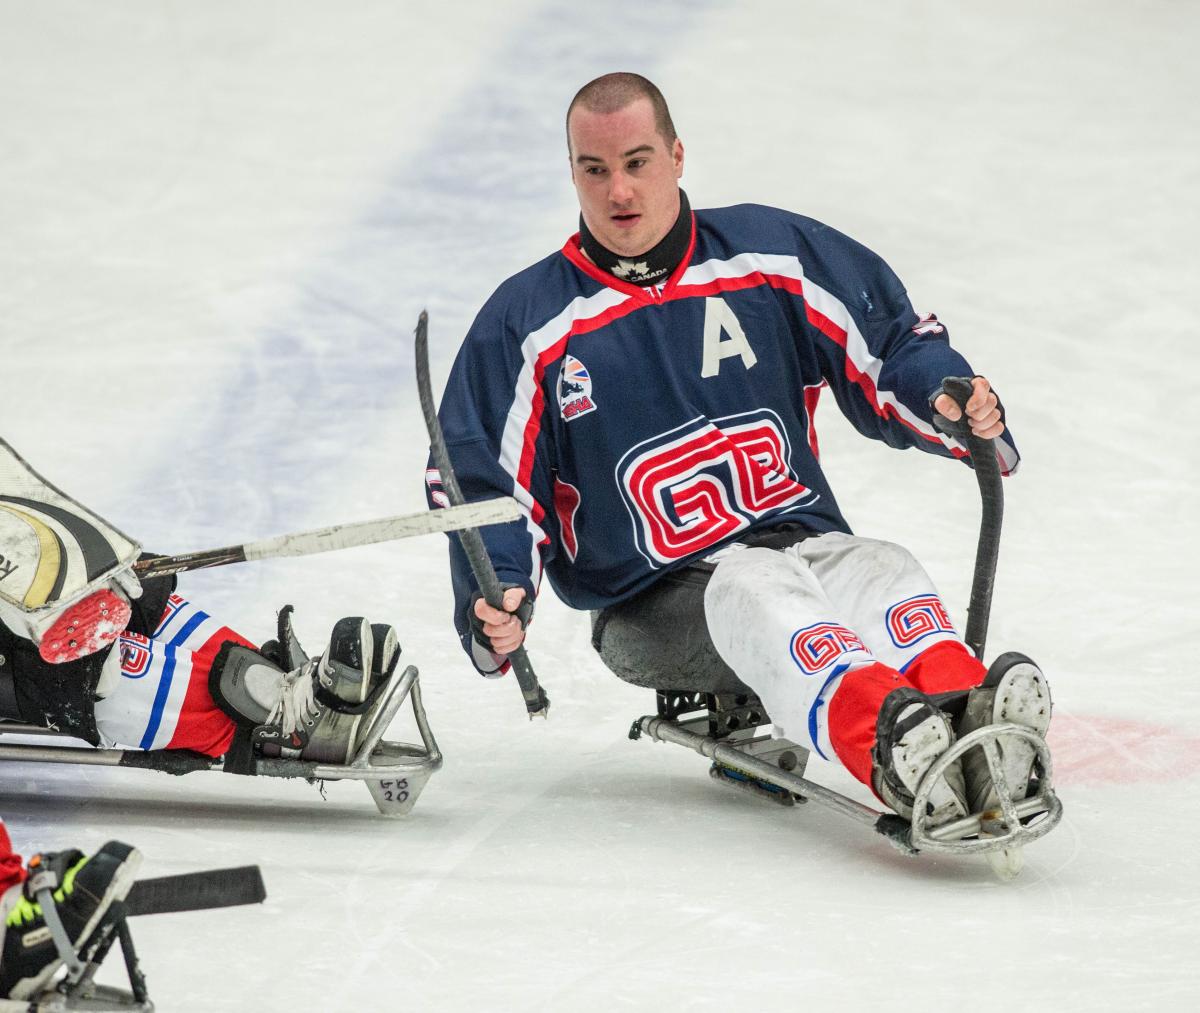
568,98,684,258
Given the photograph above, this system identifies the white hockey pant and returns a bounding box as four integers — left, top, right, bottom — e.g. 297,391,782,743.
704,532,969,763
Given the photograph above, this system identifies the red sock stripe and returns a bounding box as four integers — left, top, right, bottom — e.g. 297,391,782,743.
164,625,256,757
903,640,987,695
0,822,25,892
826,662,912,789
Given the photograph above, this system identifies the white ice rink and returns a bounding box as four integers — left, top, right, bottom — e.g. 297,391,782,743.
2,1,1198,1010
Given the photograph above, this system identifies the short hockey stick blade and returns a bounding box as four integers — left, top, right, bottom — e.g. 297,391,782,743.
133,498,521,578
124,865,266,917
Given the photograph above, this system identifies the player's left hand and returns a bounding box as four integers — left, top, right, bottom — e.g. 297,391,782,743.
933,376,1005,439
470,586,532,656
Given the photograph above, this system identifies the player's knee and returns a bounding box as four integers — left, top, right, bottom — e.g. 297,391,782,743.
705,548,778,611
866,536,920,572
831,534,923,581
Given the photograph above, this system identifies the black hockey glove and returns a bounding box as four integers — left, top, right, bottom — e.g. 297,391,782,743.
468,584,535,653
930,376,1005,440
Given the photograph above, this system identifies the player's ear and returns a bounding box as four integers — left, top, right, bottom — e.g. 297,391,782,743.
672,138,684,178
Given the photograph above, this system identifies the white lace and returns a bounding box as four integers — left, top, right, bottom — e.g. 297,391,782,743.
264,659,321,734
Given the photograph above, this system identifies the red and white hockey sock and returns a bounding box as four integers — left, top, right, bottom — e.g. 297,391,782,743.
826,661,916,791
902,639,986,696
93,594,254,757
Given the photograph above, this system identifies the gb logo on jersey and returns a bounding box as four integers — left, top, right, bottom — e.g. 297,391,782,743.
617,409,818,567
886,594,956,648
558,355,597,421
790,623,871,675
118,631,153,679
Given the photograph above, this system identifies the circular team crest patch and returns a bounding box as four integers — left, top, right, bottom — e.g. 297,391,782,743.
558,354,597,421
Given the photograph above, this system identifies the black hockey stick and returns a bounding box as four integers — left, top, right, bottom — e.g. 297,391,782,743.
414,310,550,718
125,865,267,917
934,376,1004,660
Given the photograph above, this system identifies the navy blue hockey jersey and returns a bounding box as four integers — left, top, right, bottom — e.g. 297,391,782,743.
428,203,1019,671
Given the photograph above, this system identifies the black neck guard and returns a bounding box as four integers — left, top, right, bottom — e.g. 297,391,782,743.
579,189,692,287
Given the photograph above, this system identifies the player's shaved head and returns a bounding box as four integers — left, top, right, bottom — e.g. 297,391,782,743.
566,73,677,154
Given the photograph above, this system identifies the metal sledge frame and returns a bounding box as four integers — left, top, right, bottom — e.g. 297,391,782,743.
0,866,267,1012
0,662,442,818
909,724,1062,855
0,900,154,1013
632,695,1063,858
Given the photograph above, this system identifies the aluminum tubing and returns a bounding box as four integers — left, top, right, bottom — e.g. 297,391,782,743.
0,743,127,765
639,716,881,827
351,665,420,766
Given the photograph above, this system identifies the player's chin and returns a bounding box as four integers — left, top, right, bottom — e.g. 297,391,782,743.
605,220,645,248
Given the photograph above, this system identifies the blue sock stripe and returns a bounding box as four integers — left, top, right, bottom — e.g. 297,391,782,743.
806,664,851,762
139,610,209,750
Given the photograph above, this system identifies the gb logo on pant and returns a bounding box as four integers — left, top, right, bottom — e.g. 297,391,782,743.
790,622,871,675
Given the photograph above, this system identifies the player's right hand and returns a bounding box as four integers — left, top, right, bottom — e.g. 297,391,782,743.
470,587,530,655
933,376,1005,439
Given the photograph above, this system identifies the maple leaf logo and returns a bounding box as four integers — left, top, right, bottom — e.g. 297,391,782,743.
612,259,651,280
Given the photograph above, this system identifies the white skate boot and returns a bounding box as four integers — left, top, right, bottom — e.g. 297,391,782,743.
873,688,968,828
254,612,386,765
956,652,1053,878
213,609,397,767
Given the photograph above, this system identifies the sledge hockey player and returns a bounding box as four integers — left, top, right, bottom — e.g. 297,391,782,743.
0,821,140,1002
0,552,400,773
427,72,1052,836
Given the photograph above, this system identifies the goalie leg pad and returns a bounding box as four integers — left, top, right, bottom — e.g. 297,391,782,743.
207,642,289,774
208,642,284,729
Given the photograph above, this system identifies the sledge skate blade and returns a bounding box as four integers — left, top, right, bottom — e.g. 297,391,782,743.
366,754,435,816
709,762,798,806
984,844,1024,881
909,723,1062,857
707,726,808,806
14,984,154,1012
637,714,881,827
14,985,152,1012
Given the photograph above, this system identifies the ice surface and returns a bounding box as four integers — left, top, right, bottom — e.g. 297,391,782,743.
2,1,1198,1010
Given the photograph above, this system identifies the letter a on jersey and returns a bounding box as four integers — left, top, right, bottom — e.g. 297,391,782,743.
701,297,757,378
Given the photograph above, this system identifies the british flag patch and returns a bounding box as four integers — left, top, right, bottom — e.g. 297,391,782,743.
558,355,597,421
912,313,945,336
